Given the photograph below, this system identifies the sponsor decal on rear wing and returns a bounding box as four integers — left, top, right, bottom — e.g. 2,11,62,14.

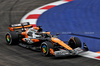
9,24,21,27
9,22,30,27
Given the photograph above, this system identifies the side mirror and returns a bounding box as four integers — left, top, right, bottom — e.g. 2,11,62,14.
56,33,60,36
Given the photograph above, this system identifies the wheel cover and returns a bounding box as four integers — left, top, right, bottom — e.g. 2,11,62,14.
42,45,47,54
6,34,11,43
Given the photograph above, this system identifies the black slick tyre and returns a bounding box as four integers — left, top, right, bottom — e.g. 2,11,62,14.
68,37,81,49
41,41,53,56
5,31,19,45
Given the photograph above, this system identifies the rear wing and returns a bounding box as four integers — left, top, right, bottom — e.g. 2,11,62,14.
8,22,32,31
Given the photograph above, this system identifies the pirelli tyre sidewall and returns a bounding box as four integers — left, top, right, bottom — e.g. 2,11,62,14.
5,31,19,45
68,37,82,49
41,41,53,56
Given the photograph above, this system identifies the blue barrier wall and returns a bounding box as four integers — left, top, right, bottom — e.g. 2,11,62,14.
37,0,100,52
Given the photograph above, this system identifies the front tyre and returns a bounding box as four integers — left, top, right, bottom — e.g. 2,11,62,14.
41,41,53,56
68,37,82,49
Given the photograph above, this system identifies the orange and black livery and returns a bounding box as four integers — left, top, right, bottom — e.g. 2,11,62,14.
5,22,88,57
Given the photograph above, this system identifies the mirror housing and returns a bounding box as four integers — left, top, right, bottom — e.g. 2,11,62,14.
56,33,60,36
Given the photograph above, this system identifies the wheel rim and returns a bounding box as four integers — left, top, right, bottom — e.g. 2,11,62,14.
6,34,11,43
42,45,47,54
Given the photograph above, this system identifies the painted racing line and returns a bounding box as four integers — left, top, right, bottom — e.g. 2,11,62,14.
20,0,100,60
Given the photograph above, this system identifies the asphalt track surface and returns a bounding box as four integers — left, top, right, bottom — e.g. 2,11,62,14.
0,0,100,66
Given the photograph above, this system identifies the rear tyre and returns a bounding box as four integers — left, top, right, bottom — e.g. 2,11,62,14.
5,31,19,45
68,37,81,49
41,41,53,56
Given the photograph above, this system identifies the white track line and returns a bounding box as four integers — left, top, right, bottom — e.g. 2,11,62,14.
20,0,100,60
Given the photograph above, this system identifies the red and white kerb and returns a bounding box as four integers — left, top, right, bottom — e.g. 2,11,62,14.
20,0,73,27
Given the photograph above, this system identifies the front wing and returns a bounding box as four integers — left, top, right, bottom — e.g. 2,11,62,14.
54,47,84,57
